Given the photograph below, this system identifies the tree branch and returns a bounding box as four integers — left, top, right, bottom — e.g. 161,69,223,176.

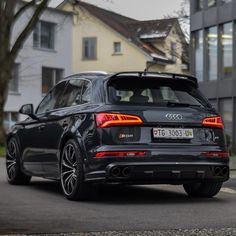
0,0,5,15
13,0,36,23
4,0,16,19
10,0,49,61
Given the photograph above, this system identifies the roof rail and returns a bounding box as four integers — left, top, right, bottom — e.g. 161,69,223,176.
64,71,109,80
110,71,198,85
78,71,108,75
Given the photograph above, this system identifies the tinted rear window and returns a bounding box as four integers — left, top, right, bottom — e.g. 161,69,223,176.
108,77,211,108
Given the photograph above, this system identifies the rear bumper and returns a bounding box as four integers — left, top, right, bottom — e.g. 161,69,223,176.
84,161,229,184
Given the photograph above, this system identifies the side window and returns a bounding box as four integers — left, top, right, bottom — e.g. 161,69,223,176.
36,82,66,114
57,79,92,108
81,81,92,104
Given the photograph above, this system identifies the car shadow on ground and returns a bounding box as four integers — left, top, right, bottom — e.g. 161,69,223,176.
95,184,224,205
28,178,225,205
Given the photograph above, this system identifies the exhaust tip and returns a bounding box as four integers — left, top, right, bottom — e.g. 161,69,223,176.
222,167,228,176
110,167,121,177
122,167,131,177
214,167,221,176
213,166,228,177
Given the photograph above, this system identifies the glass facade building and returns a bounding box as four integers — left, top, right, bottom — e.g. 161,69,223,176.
190,0,235,151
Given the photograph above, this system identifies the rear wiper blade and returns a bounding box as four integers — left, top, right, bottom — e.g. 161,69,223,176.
166,101,202,107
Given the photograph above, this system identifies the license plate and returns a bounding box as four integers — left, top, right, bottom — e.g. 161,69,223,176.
153,128,194,139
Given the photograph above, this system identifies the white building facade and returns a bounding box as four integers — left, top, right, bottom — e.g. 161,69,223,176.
4,5,73,130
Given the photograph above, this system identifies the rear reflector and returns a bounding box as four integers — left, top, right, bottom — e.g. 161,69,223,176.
202,116,224,129
95,151,146,158
96,113,143,128
201,152,229,158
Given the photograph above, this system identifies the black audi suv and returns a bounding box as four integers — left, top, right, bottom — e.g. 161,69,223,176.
6,71,229,200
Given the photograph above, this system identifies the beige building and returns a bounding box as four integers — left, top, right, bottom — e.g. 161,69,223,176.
58,1,189,74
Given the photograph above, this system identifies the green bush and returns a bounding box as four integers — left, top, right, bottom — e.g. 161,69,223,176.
0,146,5,157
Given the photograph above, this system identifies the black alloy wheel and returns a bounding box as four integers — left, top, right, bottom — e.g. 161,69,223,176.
6,137,31,185
60,139,90,200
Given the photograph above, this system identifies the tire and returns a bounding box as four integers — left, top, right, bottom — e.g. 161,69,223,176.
183,181,222,198
60,139,91,201
6,137,31,185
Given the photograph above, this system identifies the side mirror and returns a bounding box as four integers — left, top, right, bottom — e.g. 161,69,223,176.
19,104,38,120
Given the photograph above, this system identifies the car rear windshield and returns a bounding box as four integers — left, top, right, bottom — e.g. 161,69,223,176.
108,77,211,108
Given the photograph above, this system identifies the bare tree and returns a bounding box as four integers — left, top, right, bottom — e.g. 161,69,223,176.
161,0,190,71
175,0,190,40
167,0,190,39
0,0,49,146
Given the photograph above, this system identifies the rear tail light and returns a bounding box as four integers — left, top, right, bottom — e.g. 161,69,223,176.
202,116,224,129
95,112,143,128
95,151,146,158
201,152,229,158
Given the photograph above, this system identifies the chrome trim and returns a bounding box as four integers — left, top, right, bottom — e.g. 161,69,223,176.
165,113,183,120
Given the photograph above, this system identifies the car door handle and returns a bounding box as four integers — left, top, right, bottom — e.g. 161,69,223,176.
38,125,46,131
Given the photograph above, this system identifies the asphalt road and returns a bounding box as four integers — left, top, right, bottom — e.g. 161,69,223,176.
0,157,236,235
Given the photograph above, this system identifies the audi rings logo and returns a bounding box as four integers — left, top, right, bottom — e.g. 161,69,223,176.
165,113,183,120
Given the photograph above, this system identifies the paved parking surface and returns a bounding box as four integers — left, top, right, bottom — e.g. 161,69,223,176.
0,158,236,235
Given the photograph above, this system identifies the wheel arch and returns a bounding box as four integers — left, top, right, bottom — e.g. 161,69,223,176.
6,134,22,157
5,133,28,177
6,127,23,156
58,132,86,163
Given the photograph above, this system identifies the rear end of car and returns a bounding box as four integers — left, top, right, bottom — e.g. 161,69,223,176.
86,72,229,197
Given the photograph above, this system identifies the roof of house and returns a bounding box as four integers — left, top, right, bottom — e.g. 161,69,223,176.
127,18,178,40
58,0,187,63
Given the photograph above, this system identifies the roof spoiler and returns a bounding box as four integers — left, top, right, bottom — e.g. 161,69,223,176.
108,71,198,87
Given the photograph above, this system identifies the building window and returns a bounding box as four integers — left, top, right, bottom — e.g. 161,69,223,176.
219,98,233,145
171,42,177,62
207,26,218,81
221,0,231,4
4,112,18,132
208,99,218,110
113,42,121,54
194,30,204,81
42,67,64,94
208,0,216,7
221,22,233,79
9,64,20,93
196,0,204,11
82,37,97,60
33,21,55,50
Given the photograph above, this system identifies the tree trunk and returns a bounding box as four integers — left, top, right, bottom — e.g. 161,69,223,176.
0,90,6,147
0,63,12,147
0,0,49,146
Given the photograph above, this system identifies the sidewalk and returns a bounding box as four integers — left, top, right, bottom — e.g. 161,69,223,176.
230,156,236,178
230,156,236,170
